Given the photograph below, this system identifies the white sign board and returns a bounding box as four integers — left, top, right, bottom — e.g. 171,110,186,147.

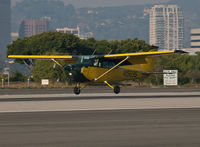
163,70,178,86
41,79,49,86
3,67,10,75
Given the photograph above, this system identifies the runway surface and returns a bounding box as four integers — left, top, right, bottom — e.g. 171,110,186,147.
0,109,200,147
1,87,200,95
1,88,200,146
0,92,200,112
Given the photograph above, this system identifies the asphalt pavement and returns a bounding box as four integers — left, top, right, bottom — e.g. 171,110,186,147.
1,87,200,95
0,109,200,147
0,88,200,146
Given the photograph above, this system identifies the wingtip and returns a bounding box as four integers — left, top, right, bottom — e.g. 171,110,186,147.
174,50,188,54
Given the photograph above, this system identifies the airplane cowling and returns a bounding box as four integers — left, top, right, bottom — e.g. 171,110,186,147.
64,64,89,82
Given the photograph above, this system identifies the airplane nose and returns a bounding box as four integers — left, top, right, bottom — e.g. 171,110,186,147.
64,65,80,77
64,65,72,74
64,64,88,82
65,65,72,72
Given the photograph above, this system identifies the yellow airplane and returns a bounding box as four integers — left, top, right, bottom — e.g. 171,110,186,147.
8,49,186,94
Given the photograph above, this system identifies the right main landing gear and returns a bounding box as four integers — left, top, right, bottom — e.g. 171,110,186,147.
104,81,121,94
114,85,120,94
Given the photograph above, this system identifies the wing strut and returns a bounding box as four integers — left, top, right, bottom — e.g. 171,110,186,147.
94,56,129,82
23,59,33,70
51,59,63,68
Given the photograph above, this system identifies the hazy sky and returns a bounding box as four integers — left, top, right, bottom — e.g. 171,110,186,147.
12,0,170,8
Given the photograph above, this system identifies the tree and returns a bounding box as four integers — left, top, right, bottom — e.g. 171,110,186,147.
31,60,66,83
0,58,5,72
7,32,88,82
152,54,200,85
7,32,86,56
10,71,27,82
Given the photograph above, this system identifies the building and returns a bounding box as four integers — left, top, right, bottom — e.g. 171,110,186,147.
149,5,184,50
11,32,19,42
181,28,200,56
79,32,93,40
56,26,80,37
190,28,200,53
19,20,49,38
0,0,11,59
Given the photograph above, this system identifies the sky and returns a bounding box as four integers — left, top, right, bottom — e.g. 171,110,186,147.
11,0,171,8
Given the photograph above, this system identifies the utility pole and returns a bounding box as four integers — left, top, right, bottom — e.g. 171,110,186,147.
2,79,4,88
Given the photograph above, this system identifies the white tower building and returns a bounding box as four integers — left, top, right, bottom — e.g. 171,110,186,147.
149,5,184,50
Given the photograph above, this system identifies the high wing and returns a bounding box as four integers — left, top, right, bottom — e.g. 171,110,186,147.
8,55,79,65
102,49,187,73
8,50,186,59
8,55,73,59
104,50,187,58
8,50,187,65
102,49,187,66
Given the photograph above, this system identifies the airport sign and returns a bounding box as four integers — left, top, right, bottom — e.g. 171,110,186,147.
163,70,178,86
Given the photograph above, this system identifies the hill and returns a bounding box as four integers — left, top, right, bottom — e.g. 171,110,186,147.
11,0,200,47
12,0,149,41
12,0,170,8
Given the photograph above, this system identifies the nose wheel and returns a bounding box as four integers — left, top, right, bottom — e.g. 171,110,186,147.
74,87,81,95
74,83,81,95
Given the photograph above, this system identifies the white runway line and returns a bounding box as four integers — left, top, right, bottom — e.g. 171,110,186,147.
0,93,200,113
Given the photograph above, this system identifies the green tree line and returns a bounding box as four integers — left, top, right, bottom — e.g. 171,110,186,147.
151,53,200,85
7,32,150,56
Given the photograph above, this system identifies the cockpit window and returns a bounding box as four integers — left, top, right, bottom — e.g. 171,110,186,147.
99,59,131,68
93,59,99,66
101,61,115,68
80,56,95,66
80,56,131,68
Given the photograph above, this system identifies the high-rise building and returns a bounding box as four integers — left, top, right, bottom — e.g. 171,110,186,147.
19,20,49,38
0,0,11,59
149,5,184,50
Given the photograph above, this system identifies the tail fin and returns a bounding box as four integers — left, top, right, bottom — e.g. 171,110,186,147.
149,45,159,51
